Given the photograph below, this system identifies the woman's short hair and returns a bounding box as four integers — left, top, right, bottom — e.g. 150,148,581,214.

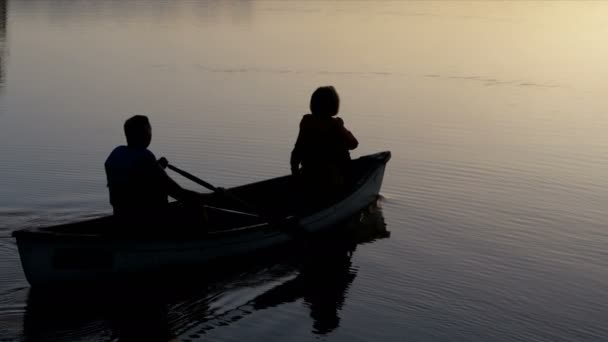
310,86,340,117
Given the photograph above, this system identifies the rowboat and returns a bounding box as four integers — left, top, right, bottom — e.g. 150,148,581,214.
13,151,391,286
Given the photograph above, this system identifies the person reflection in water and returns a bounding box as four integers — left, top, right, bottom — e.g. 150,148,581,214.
290,86,358,202
251,226,369,335
105,115,202,216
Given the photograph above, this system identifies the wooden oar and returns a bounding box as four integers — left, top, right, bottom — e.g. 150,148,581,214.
160,158,301,235
165,163,220,193
159,158,257,213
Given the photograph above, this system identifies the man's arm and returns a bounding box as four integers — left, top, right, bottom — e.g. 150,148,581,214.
160,165,201,201
149,155,202,202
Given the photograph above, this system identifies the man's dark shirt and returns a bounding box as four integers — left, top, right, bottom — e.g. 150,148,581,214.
104,145,169,214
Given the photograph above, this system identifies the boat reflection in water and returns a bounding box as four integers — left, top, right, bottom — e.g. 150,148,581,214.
22,203,389,341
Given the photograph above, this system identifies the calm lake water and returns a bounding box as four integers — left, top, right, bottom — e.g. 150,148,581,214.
1,1,608,341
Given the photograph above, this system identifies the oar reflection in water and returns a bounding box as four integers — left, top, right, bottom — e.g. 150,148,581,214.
21,204,389,341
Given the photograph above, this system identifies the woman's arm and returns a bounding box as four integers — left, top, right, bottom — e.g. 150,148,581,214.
291,115,312,175
290,130,304,175
335,117,358,150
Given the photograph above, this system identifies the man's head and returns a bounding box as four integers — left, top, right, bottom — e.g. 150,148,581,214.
124,115,152,148
310,86,340,117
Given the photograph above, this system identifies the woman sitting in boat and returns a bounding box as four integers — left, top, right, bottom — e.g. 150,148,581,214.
105,115,203,217
290,86,359,201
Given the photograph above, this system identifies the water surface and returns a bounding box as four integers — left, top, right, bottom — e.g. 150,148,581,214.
1,1,608,341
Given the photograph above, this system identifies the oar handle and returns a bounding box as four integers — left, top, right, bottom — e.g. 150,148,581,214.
164,161,259,214
166,164,217,192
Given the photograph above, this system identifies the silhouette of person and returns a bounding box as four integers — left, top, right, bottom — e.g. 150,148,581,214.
290,86,358,204
105,115,203,216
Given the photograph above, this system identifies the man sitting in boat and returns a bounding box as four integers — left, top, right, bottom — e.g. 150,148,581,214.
290,86,359,202
105,115,203,216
